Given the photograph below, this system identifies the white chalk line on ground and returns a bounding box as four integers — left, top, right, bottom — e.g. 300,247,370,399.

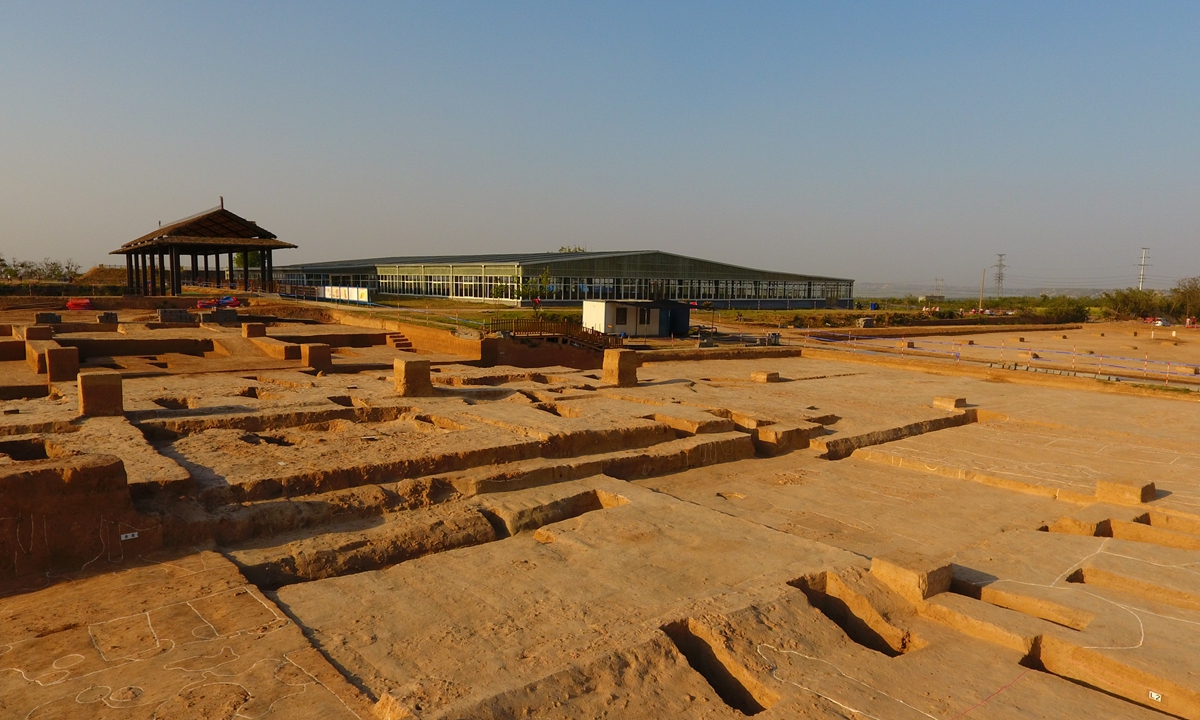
757,643,940,720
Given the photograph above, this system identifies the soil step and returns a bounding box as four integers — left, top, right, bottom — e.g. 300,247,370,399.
386,331,414,351
225,478,634,589
226,504,497,588
159,431,757,549
432,431,755,495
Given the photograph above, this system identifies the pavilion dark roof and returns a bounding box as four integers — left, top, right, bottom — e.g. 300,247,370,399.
111,206,296,254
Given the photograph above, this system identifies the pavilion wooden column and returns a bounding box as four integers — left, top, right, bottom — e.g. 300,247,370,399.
241,249,249,291
134,254,142,295
190,253,197,288
148,252,156,296
265,248,273,292
258,249,267,293
125,255,133,293
158,251,167,295
228,252,235,289
214,253,221,289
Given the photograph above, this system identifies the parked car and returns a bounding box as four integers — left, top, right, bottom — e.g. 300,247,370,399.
1154,318,1171,326
65,298,93,310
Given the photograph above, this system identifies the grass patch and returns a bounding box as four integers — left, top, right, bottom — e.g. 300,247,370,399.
373,296,498,310
1129,383,1195,394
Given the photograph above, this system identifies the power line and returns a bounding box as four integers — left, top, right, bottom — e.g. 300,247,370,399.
993,254,1006,297
1005,274,1169,281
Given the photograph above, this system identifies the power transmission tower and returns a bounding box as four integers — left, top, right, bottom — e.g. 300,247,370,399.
934,277,944,294
1138,248,1150,290
993,254,1006,297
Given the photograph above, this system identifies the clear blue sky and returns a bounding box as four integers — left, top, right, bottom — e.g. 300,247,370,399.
1,1,1197,290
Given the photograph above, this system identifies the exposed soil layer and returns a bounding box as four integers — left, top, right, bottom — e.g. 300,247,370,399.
2,307,1199,719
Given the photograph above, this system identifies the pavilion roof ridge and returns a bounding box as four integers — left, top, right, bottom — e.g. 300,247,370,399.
110,205,294,255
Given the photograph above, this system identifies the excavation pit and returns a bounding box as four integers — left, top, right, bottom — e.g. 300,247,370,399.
1,311,1198,720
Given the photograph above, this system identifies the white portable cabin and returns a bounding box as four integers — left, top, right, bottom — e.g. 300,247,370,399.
582,300,691,337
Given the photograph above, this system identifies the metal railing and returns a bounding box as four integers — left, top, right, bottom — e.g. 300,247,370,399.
484,319,623,349
276,283,319,299
186,279,259,291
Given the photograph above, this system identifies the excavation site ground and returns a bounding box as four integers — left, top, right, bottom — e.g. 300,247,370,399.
2,302,1200,719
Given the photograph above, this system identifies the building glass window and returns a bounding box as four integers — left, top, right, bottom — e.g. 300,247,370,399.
282,259,851,306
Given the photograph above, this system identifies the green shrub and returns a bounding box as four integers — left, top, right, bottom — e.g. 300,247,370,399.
1038,295,1091,323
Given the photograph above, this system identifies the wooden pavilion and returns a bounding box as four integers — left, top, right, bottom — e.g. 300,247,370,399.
110,201,296,296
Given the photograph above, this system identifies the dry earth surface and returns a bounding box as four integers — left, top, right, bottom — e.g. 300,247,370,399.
1,306,1199,719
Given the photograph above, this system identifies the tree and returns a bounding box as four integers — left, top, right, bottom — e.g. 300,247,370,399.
1099,287,1165,319
0,254,81,282
556,245,586,253
489,269,554,305
233,251,262,268
519,268,553,300
1170,277,1200,319
490,277,517,300
1039,294,1091,323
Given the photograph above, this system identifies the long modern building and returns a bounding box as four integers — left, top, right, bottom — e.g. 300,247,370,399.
274,250,853,309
